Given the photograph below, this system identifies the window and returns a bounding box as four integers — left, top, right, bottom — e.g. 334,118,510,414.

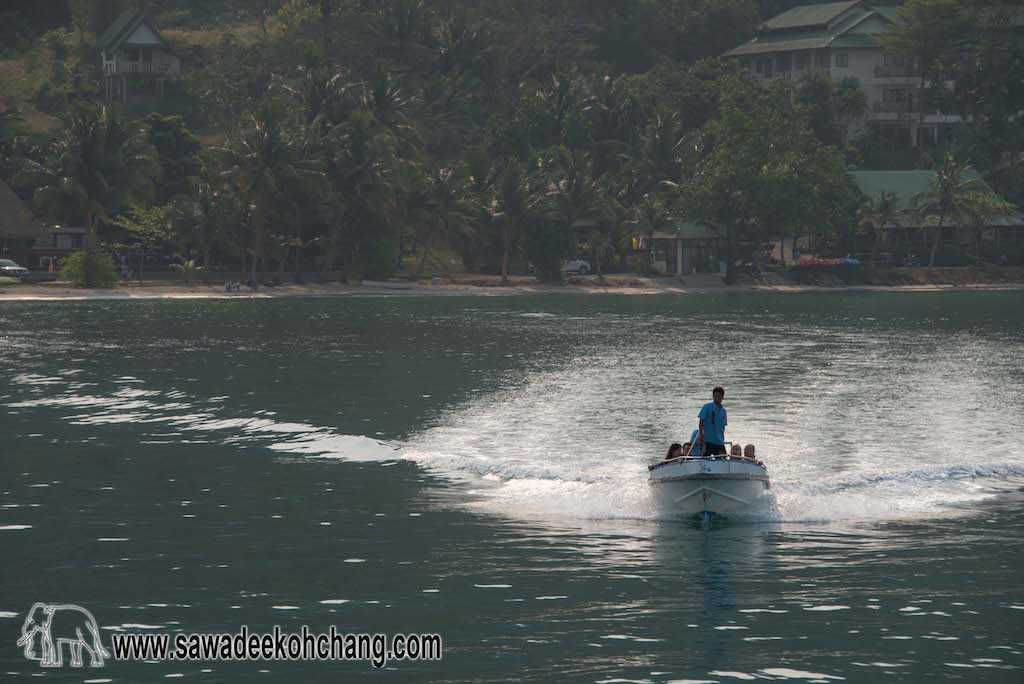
795,52,809,70
56,235,73,250
777,54,791,72
816,53,828,69
764,58,773,77
835,53,849,67
740,59,750,71
756,59,763,74
884,88,906,104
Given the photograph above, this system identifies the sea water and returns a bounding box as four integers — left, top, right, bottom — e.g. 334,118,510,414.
1,293,1022,682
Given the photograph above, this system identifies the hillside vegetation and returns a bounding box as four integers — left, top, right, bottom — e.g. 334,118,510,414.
1,0,1022,286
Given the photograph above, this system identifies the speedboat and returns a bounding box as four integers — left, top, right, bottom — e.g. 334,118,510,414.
648,445,770,518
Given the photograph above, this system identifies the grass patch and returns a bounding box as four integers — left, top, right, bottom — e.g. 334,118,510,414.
0,59,58,132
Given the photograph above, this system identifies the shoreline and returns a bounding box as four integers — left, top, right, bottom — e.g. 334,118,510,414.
2,278,1024,301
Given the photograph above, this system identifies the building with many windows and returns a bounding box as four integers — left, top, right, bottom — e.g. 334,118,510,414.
723,1,958,147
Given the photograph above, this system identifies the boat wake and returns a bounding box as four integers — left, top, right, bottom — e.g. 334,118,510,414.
7,370,1024,524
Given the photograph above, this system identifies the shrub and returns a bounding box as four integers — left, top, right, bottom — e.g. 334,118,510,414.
521,219,573,281
32,80,69,114
170,258,203,285
354,238,397,281
626,253,653,275
59,250,118,288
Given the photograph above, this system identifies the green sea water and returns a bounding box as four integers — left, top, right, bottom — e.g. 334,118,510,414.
2,292,1023,682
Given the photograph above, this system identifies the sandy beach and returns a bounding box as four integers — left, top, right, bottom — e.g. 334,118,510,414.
2,274,1023,301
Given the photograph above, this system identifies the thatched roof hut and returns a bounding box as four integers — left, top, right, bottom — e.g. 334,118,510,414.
0,179,50,242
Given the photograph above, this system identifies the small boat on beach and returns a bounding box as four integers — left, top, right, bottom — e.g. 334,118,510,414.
648,445,770,518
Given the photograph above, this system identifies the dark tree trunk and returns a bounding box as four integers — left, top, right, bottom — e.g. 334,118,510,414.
501,232,511,284
321,226,339,282
201,224,211,283
277,246,289,283
870,227,882,267
928,211,946,268
725,224,737,284
85,213,97,255
414,236,432,281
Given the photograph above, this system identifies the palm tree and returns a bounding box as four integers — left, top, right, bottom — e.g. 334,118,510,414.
411,165,475,280
537,146,617,251
24,106,159,270
856,191,900,267
913,151,994,267
588,223,618,278
170,258,203,285
278,63,358,134
168,177,220,283
960,191,1015,265
626,194,675,273
493,155,539,284
321,109,398,280
626,108,689,200
222,113,323,283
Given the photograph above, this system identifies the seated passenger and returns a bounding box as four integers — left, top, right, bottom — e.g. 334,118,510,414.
730,444,742,457
664,443,683,460
687,429,705,457
744,444,756,459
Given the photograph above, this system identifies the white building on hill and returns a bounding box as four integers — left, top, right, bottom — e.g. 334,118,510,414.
95,8,181,103
723,0,959,147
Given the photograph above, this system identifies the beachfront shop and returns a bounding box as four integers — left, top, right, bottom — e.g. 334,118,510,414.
647,223,726,276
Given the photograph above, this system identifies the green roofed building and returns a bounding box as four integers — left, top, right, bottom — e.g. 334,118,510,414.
723,2,962,147
95,8,180,103
850,170,1024,257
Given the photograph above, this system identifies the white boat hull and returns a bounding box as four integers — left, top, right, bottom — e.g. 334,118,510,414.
648,457,770,516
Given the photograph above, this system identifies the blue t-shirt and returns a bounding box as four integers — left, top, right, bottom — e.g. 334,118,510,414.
698,401,727,445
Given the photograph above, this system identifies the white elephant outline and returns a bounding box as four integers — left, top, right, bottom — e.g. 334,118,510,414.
16,603,110,668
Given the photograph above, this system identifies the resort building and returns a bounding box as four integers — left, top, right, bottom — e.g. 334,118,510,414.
723,1,958,147
850,170,1024,256
96,8,181,103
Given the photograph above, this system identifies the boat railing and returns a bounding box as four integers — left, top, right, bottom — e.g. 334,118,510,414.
648,454,765,471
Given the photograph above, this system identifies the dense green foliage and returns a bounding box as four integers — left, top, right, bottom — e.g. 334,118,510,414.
59,249,118,287
1,0,1022,281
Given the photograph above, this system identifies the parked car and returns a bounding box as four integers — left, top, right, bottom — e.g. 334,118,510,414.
560,258,590,275
525,259,591,275
0,259,28,281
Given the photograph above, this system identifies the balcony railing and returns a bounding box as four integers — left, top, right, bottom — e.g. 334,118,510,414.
873,100,922,114
103,62,178,77
874,64,922,78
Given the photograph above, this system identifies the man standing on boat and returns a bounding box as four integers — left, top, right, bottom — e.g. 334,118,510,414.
698,387,728,456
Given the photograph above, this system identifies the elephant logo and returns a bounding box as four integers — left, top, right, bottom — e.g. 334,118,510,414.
16,603,110,668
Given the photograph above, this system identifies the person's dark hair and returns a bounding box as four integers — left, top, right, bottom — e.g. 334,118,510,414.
665,443,682,459
712,386,725,396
